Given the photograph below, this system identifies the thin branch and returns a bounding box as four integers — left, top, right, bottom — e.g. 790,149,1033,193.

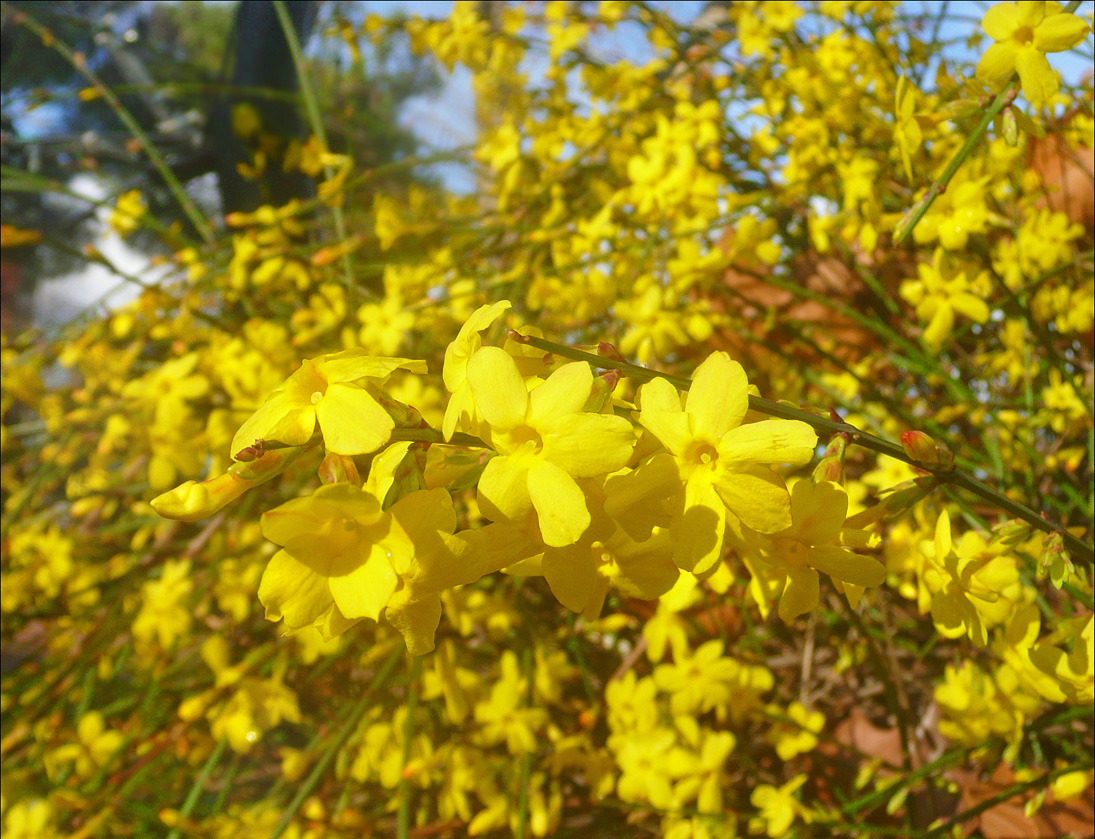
513,333,1094,565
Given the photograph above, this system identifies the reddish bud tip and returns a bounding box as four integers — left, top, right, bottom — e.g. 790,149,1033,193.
234,439,265,462
597,342,626,362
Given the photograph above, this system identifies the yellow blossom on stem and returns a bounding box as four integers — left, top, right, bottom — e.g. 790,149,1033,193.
893,75,925,182
637,351,817,575
465,346,635,547
231,349,426,458
900,248,991,348
976,1,1091,106
918,510,1023,647
749,774,811,837
736,480,885,622
151,445,304,522
48,712,124,779
441,300,512,440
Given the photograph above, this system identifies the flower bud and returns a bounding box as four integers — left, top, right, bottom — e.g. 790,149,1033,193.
900,431,954,471
1002,107,1019,146
990,518,1030,547
318,453,361,486
1038,531,1074,589
153,447,303,521
150,474,248,523
812,433,847,484
585,370,622,413
597,342,626,363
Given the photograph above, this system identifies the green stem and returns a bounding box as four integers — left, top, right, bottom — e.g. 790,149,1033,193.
5,4,214,243
514,333,1095,565
514,645,534,839
165,739,227,839
396,655,423,839
272,0,358,298
925,760,1095,837
389,428,487,448
266,650,402,839
895,0,1085,245
894,84,1018,246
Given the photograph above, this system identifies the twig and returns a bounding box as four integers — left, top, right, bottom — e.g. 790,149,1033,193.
6,4,215,244
513,333,1095,565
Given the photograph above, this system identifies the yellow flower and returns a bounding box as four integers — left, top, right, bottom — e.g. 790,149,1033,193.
466,347,635,546
766,701,825,761
918,511,1023,647
638,352,817,575
109,189,146,235
473,651,548,755
739,480,885,621
749,774,810,838
50,712,125,778
893,75,924,182
441,300,512,440
976,1,1091,105
900,248,991,348
231,350,426,458
911,175,993,250
259,482,418,628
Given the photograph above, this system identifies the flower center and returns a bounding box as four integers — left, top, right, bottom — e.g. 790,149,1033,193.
592,541,620,579
686,440,720,469
1014,25,1034,45
774,537,809,567
508,425,543,455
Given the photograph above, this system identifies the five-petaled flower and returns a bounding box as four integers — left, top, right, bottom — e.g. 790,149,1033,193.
231,349,426,458
465,346,636,547
976,1,1091,106
638,351,817,575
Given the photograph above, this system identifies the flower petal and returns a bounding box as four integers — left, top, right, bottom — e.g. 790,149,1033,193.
528,362,592,426
327,542,399,620
1015,47,1058,105
316,383,394,455
935,510,952,559
232,397,316,455
952,293,990,323
922,304,954,348
528,459,590,547
640,375,684,413
788,480,847,545
321,350,426,383
976,41,1019,81
719,420,817,467
778,565,819,621
442,382,476,440
384,589,443,656
443,301,512,391
259,550,334,629
638,408,691,456
982,2,1022,41
466,346,529,431
672,479,725,575
1033,11,1090,52
613,531,680,600
685,352,748,440
477,454,533,521
542,543,601,615
603,452,681,540
714,465,792,534
808,545,887,587
541,412,636,477
1015,0,1046,29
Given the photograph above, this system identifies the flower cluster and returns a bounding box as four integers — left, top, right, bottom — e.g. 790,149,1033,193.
2,3,1092,838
